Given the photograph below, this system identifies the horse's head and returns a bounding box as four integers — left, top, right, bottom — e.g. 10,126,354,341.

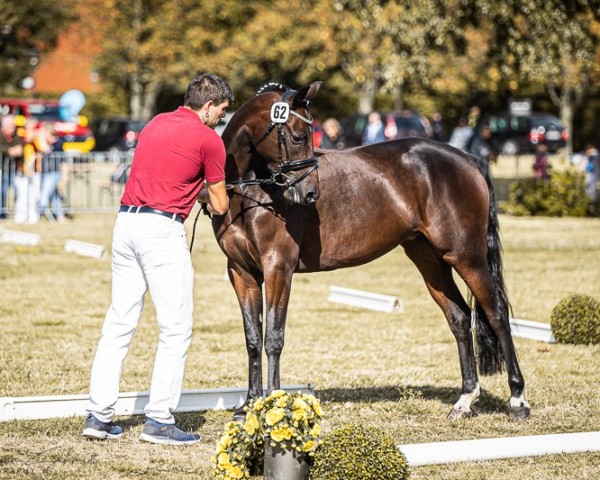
222,81,322,206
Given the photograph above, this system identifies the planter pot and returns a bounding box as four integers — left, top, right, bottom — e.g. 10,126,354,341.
264,443,309,480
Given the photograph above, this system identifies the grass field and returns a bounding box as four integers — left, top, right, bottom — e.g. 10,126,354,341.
1,208,599,479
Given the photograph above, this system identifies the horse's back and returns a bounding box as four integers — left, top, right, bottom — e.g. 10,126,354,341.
298,138,490,270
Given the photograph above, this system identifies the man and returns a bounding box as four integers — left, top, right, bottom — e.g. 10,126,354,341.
83,73,233,445
0,115,24,219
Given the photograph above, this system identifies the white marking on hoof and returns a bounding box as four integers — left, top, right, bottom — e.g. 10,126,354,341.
509,393,530,409
448,384,480,420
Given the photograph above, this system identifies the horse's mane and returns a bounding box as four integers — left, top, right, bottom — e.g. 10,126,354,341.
256,81,289,95
256,81,310,110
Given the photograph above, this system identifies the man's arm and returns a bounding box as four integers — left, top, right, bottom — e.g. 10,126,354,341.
199,180,229,215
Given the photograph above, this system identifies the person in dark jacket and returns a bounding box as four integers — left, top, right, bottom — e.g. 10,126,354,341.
466,123,497,165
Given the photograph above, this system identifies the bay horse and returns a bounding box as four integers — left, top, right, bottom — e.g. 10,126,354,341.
210,81,530,421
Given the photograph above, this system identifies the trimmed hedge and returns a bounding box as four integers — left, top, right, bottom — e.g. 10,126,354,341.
309,424,410,480
501,170,590,217
551,294,600,345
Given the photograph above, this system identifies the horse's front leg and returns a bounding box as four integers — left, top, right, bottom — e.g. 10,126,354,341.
228,262,264,417
263,267,295,393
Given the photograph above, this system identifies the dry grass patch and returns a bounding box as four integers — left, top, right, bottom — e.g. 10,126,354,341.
1,210,599,479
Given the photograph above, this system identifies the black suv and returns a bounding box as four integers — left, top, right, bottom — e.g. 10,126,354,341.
480,112,568,155
91,117,147,153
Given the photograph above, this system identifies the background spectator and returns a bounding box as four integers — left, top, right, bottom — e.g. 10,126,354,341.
448,117,473,151
0,115,24,220
584,144,599,201
466,123,497,165
320,117,346,149
431,112,446,142
532,143,551,180
38,123,68,222
362,112,385,145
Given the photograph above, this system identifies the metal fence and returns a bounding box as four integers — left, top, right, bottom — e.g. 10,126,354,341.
1,151,133,217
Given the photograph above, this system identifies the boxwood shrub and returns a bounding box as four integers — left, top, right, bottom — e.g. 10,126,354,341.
501,170,590,217
309,423,409,480
551,294,600,345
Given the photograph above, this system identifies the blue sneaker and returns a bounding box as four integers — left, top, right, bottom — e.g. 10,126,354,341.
82,413,123,440
139,418,200,445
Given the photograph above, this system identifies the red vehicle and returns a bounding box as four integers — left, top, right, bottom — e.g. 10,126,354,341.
0,98,95,152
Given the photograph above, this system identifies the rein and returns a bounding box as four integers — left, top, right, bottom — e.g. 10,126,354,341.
226,102,318,191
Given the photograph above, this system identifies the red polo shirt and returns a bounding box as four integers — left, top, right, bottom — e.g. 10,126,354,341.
121,106,226,220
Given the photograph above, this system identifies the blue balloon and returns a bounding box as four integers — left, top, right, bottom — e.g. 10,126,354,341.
59,89,86,121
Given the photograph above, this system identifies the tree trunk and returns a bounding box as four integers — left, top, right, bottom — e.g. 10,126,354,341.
357,77,376,115
559,90,574,156
393,84,403,111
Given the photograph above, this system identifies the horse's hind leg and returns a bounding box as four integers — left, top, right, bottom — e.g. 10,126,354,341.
453,258,530,420
403,237,480,420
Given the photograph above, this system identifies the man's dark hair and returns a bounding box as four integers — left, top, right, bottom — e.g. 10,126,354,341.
184,73,234,110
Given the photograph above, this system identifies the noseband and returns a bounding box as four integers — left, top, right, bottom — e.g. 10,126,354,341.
226,95,318,191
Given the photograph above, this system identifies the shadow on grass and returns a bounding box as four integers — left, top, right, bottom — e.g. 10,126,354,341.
316,385,507,415
116,413,207,433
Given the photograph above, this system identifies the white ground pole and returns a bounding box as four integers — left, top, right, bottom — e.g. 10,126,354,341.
0,229,40,246
64,239,106,259
327,285,404,313
327,286,555,344
0,385,313,422
398,431,600,466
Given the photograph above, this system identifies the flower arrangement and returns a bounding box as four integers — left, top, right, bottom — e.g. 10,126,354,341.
214,390,323,480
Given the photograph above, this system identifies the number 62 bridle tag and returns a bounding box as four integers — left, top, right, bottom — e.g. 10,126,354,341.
270,102,290,124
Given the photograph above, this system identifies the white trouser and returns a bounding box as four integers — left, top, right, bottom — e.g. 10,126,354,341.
87,212,194,424
14,174,40,224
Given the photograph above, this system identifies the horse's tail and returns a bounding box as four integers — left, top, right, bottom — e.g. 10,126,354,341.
471,158,512,376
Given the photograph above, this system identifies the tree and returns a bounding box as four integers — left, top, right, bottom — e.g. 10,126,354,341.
471,0,600,154
329,0,470,114
0,0,76,94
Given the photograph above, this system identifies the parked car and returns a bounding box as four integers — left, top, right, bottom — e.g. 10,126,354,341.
91,117,147,153
479,112,568,155
0,97,95,152
341,110,432,147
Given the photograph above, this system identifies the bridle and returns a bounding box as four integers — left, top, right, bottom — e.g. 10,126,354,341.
226,93,318,191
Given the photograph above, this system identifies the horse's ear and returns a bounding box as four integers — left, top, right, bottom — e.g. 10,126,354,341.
291,81,323,108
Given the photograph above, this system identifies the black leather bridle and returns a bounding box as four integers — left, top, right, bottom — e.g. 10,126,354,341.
226,98,318,191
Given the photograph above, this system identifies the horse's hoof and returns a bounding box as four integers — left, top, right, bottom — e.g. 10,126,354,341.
447,407,476,420
509,406,531,421
232,408,246,422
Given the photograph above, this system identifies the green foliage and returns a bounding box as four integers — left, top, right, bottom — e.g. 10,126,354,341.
309,423,410,480
0,0,76,94
551,294,600,345
501,170,590,217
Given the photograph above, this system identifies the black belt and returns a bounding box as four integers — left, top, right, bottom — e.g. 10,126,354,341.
119,205,184,223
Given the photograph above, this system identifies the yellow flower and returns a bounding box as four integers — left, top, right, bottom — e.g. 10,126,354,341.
226,464,244,479
270,426,294,443
312,401,323,417
292,408,307,422
265,407,286,426
275,396,289,408
309,424,321,438
292,397,308,411
301,440,316,452
267,389,286,400
217,452,231,467
243,414,259,436
252,397,264,411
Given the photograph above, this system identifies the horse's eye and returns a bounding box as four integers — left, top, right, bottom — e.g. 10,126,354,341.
291,133,306,145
